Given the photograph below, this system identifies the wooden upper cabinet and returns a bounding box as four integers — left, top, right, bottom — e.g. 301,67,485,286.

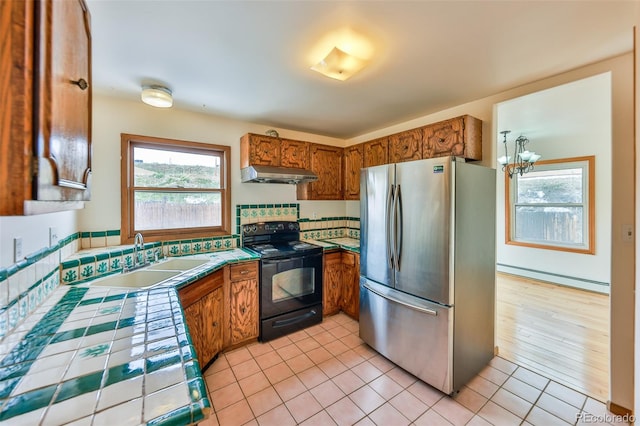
281,139,309,169
364,137,389,167
240,133,281,167
1,0,92,215
343,144,363,200
36,0,92,202
298,144,343,200
423,115,482,160
389,129,422,163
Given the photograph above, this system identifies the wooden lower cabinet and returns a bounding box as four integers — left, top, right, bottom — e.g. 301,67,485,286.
178,260,259,371
323,251,343,316
226,262,259,347
341,251,360,319
322,250,360,320
178,269,224,369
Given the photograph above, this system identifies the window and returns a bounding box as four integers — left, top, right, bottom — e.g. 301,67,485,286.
505,156,595,254
121,134,231,243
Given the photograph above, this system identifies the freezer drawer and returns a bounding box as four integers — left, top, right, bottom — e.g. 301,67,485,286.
359,278,454,394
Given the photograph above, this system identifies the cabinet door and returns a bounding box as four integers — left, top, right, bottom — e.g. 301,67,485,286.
423,117,466,159
35,0,92,201
178,270,224,368
344,144,364,200
389,129,422,163
230,278,259,345
323,252,342,316
364,137,389,167
341,252,360,319
281,139,309,169
307,144,343,200
242,134,281,167
200,287,224,363
0,0,34,215
182,302,205,364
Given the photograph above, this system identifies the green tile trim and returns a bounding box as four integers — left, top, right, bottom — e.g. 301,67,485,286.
146,405,192,426
104,359,145,387
54,370,104,403
0,383,57,421
187,377,207,403
86,320,118,336
146,350,182,374
0,377,20,400
106,230,120,237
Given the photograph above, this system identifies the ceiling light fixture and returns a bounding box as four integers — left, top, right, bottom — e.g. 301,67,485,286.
498,130,542,178
141,85,173,108
311,46,368,81
309,27,374,81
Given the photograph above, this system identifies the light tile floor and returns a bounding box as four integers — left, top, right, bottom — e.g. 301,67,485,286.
199,314,628,426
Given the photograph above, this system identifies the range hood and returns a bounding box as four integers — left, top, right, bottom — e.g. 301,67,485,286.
241,165,318,184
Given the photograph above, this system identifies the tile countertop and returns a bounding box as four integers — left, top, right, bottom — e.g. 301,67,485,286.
310,237,360,253
0,248,258,426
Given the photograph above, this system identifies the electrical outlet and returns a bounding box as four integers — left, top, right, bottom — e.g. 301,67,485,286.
312,212,318,219
49,227,59,247
14,237,23,263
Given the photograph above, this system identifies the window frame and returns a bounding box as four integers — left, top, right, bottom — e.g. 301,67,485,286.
120,133,231,244
505,155,595,254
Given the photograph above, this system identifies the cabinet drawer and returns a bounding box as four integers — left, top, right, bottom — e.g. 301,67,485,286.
178,269,224,309
230,262,258,281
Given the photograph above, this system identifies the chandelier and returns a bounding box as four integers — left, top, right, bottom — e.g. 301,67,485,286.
497,130,541,178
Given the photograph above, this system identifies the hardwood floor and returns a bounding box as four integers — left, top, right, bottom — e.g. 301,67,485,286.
496,272,610,402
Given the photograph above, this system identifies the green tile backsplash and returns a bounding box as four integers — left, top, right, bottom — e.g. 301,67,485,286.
0,206,360,340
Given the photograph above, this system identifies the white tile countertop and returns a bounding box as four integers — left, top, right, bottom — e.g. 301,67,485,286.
0,248,259,425
307,237,360,253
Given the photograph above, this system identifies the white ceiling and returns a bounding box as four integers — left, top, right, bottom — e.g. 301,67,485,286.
87,0,637,139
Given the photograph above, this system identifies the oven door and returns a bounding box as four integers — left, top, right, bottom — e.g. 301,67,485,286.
260,252,323,319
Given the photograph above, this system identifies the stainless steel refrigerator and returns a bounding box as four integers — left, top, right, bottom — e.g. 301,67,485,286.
359,156,496,395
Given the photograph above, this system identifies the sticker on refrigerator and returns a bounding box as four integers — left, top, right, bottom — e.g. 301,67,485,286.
433,165,444,174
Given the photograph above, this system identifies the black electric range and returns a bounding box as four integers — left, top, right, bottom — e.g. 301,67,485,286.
241,221,323,342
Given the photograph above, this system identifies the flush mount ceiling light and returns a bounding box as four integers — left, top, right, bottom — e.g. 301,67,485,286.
141,85,173,108
309,27,374,81
311,46,367,81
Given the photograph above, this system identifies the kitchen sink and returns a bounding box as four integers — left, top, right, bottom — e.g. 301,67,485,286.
145,258,210,271
90,270,181,289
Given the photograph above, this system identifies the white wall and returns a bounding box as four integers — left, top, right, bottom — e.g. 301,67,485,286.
495,73,612,288
0,211,78,268
81,96,345,234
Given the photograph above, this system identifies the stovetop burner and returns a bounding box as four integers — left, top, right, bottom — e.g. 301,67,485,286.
242,221,322,258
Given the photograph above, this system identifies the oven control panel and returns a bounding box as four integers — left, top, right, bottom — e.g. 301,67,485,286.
242,221,299,236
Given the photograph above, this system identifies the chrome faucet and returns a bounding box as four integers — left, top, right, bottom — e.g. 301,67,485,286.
134,233,145,264
124,233,146,273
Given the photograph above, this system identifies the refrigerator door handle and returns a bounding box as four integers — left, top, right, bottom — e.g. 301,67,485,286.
395,184,403,270
386,184,395,269
363,281,438,316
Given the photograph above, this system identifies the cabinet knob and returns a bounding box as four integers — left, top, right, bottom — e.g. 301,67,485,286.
241,307,246,314
71,78,89,90
240,270,249,275
213,321,218,327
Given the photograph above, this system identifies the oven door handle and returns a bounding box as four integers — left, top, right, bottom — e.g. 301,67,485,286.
261,258,296,264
